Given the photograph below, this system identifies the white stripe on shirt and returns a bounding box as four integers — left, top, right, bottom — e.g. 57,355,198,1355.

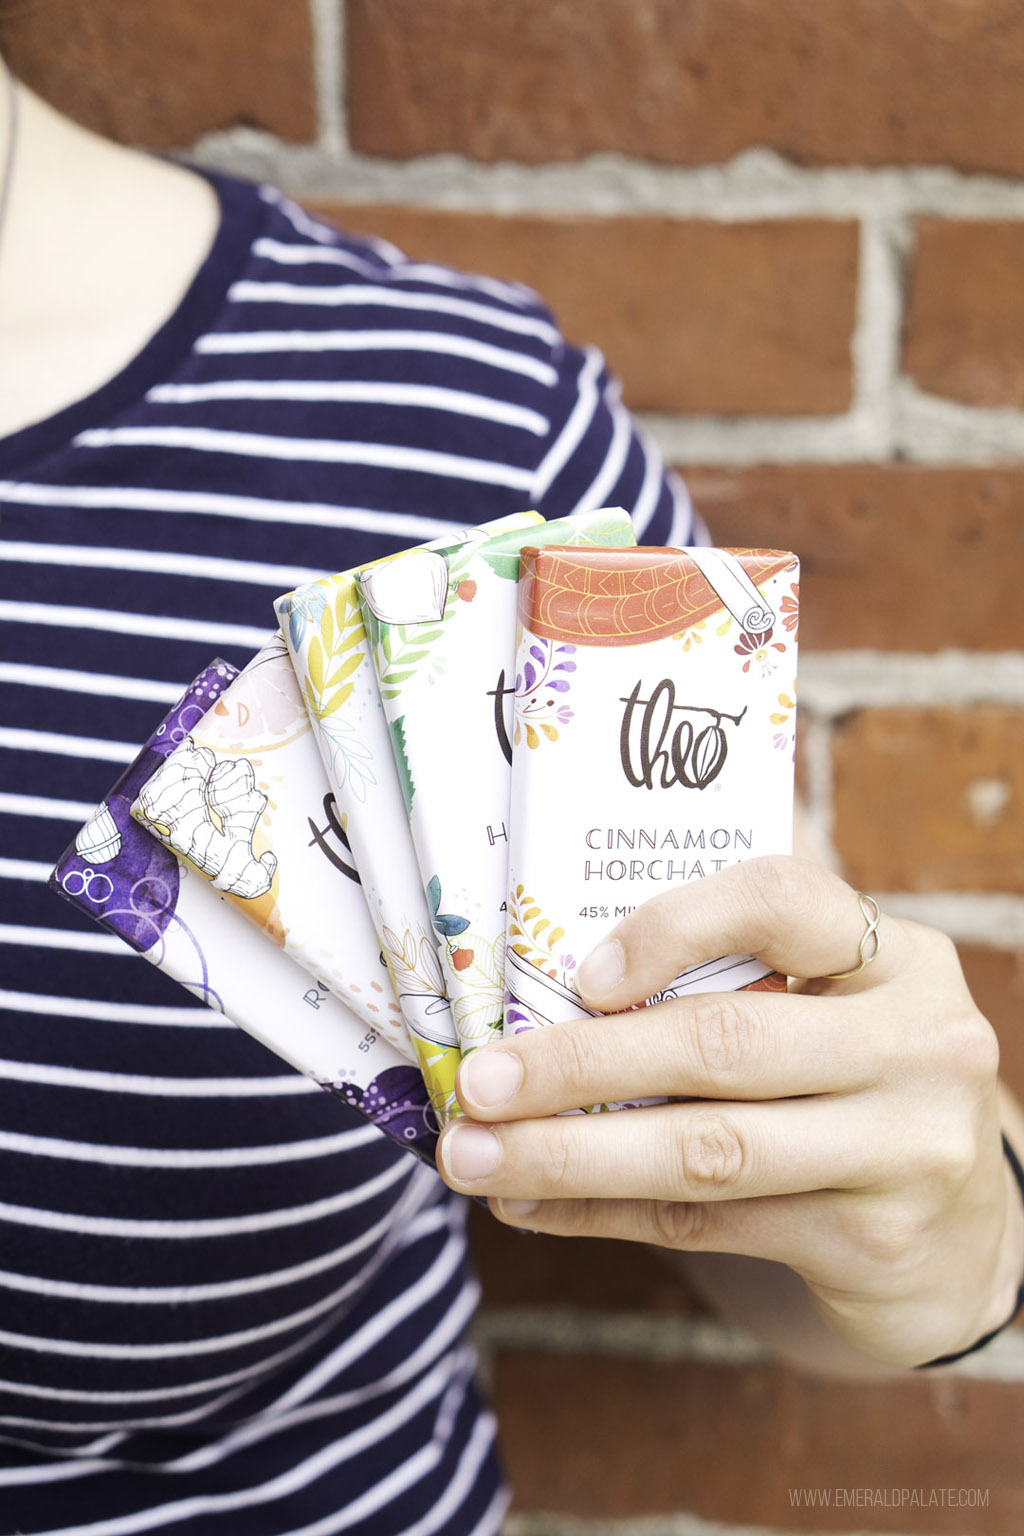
0,1159,411,1242
74,427,535,490
0,926,128,954
0,1058,317,1097
0,860,53,882
0,793,99,820
0,599,270,649
0,481,465,538
146,379,547,434
0,731,137,764
251,235,535,309
529,345,604,502
0,663,184,705
195,327,559,384
569,389,633,518
0,990,225,1026
0,1124,380,1168
0,1203,405,1305
1,540,330,588
227,280,560,343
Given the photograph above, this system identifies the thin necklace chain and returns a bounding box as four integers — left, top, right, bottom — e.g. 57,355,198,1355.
0,64,19,272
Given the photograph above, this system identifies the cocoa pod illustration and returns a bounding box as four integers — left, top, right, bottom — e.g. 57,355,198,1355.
691,723,728,788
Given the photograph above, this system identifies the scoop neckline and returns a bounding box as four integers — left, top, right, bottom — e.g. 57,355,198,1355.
0,169,268,480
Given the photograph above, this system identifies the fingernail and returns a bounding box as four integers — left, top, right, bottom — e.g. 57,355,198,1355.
577,939,626,998
460,1049,523,1110
499,1197,540,1223
440,1124,503,1185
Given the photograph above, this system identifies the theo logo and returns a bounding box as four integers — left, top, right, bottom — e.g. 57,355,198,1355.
619,680,747,790
486,668,516,766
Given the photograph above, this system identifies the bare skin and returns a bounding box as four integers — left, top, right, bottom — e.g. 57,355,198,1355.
0,75,218,438
438,858,1024,1375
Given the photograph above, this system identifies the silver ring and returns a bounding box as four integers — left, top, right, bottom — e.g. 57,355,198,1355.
825,892,881,980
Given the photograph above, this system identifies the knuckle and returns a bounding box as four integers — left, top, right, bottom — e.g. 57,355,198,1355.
922,1124,979,1196
678,1109,747,1194
541,1120,584,1197
955,1014,1001,1090
546,1198,598,1238
689,996,763,1084
744,855,814,945
550,1025,602,1109
848,1201,925,1269
913,921,960,971
649,1199,712,1250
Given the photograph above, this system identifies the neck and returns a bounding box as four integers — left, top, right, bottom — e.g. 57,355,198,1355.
0,63,16,244
0,76,219,438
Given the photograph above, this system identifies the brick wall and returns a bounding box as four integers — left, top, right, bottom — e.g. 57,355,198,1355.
7,2,1024,1530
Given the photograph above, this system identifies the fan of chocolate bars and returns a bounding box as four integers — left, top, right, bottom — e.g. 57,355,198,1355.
52,509,799,1167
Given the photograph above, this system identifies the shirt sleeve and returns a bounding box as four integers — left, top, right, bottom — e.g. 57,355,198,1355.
525,336,706,548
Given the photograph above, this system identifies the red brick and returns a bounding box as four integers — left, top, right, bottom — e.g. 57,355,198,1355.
832,709,1024,893
684,465,1024,653
348,0,1024,177
904,223,1024,408
312,203,858,415
469,1203,707,1313
958,947,1024,1105
1,0,316,146
496,1351,1024,1528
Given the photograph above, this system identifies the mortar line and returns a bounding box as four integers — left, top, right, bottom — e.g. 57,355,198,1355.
505,1512,961,1536
849,211,908,457
797,651,1024,713
506,1515,957,1536
476,1303,1024,1378
182,136,1024,219
309,0,345,155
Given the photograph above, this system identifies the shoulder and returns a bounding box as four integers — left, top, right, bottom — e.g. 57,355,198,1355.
226,180,568,392
207,176,696,544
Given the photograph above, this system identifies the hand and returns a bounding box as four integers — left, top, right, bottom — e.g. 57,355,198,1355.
437,856,1024,1368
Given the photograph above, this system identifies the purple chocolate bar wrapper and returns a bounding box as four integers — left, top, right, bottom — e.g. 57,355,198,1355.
50,660,440,1166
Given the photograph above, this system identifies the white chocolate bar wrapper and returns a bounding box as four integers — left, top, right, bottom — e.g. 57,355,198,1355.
49,664,440,1165
275,511,543,1123
506,545,799,1109
131,637,414,1061
357,508,637,1054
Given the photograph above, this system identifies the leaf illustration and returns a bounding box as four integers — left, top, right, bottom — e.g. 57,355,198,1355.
307,637,325,696
336,623,365,656
287,606,307,655
435,912,470,937
451,996,503,1039
426,876,441,917
389,716,415,816
450,931,504,991
325,652,363,690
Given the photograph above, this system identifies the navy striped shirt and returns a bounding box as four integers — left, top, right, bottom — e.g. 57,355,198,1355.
0,171,694,1535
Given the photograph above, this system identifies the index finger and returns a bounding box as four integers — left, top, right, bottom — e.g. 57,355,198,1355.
574,856,900,1010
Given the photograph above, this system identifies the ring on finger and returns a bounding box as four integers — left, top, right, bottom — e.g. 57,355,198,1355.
824,892,881,980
